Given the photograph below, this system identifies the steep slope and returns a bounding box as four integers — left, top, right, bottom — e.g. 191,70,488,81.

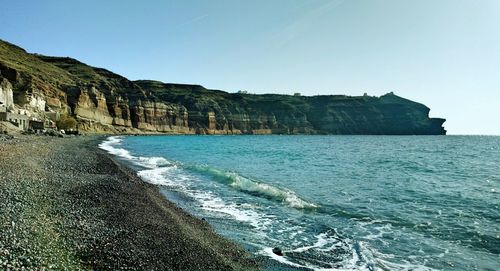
0,41,73,112
0,40,190,133
36,56,190,133
135,80,445,135
0,39,446,135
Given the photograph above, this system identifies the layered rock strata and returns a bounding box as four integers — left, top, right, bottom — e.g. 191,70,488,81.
0,39,446,135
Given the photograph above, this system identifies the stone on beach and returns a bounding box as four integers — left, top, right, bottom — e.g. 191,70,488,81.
0,135,259,270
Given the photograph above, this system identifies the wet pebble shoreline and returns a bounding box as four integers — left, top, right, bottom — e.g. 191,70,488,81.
0,136,258,270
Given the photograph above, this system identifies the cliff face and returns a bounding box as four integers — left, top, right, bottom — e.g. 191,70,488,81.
0,39,446,135
134,81,445,135
0,78,14,110
35,56,192,134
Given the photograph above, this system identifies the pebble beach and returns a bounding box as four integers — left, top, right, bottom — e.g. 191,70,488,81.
0,135,259,270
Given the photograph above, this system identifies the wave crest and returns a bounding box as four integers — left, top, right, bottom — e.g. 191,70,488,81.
99,136,172,169
100,137,317,209
189,166,318,209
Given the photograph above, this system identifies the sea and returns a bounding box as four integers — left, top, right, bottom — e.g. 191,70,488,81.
99,135,499,271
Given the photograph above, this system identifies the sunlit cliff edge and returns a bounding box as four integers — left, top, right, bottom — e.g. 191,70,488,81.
0,39,446,135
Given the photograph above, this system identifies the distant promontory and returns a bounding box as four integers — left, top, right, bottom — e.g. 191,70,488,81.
0,40,446,135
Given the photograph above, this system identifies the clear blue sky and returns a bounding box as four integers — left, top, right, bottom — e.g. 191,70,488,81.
1,0,499,134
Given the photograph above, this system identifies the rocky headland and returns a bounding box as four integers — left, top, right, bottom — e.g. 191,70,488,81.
0,39,446,135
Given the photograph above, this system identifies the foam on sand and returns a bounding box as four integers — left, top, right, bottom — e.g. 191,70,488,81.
99,136,171,169
99,136,269,229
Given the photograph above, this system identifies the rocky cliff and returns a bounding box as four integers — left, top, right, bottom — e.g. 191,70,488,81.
0,39,446,135
0,77,14,110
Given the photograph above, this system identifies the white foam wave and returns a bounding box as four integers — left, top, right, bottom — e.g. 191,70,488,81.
259,233,373,271
139,169,269,229
227,172,318,209
99,136,172,169
373,252,439,271
136,156,172,168
137,166,179,187
191,166,318,209
259,247,363,271
261,247,309,269
100,137,270,230
291,232,337,253
190,191,269,229
99,136,134,159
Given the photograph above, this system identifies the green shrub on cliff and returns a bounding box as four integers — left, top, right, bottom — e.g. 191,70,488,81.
56,114,77,130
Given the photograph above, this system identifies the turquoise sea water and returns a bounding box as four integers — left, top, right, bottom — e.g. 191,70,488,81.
100,135,499,271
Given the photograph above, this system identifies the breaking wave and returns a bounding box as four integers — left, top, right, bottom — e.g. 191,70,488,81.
99,136,171,169
99,136,273,231
188,165,318,209
99,136,317,210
